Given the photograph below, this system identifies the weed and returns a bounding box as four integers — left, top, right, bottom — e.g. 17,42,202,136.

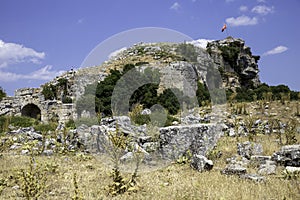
15,154,47,200
284,118,298,145
176,150,192,164
72,172,83,200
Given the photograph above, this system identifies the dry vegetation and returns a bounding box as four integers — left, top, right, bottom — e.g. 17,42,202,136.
0,134,299,200
0,100,300,200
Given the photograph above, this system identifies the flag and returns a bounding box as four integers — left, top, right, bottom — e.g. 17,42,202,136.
221,24,227,32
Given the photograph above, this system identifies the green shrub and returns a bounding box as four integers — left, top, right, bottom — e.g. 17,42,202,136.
42,83,57,100
4,116,36,127
0,87,6,101
65,119,76,129
62,96,73,104
34,122,58,132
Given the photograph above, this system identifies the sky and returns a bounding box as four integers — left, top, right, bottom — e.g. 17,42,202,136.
0,0,299,96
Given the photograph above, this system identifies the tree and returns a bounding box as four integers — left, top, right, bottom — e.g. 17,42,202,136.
0,87,6,101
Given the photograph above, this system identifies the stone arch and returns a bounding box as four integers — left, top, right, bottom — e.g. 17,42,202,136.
21,103,41,120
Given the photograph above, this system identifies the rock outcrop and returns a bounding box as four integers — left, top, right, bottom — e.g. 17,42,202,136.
207,37,260,89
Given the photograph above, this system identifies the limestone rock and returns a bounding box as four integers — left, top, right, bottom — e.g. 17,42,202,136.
237,141,263,160
240,174,265,182
221,164,247,175
159,123,222,160
272,144,300,167
190,154,213,172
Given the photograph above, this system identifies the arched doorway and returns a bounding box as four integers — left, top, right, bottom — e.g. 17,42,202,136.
21,103,41,120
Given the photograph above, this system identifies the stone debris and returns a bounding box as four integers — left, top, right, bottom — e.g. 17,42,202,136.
237,141,263,160
221,164,247,176
240,174,265,183
272,144,300,167
190,154,213,172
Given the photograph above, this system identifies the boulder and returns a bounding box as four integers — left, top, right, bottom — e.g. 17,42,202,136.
272,144,300,167
159,123,222,160
237,141,263,160
221,164,247,175
190,155,213,172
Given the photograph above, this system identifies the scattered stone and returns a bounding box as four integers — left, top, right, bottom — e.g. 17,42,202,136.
190,155,213,172
240,174,265,182
43,149,54,156
10,143,22,150
250,155,272,165
21,149,29,155
285,166,300,174
221,164,247,175
226,155,249,167
258,160,276,175
272,144,300,167
228,128,236,137
237,141,263,160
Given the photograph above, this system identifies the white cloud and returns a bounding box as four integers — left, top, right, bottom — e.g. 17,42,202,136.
108,47,127,59
187,39,214,49
239,5,248,12
263,46,288,56
257,0,266,3
170,2,180,11
0,65,65,82
0,40,45,68
252,5,274,15
226,15,258,26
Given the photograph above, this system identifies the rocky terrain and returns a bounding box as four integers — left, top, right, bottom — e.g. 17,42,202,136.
0,37,299,199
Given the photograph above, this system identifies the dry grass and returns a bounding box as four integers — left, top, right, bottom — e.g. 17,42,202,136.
1,132,299,200
1,100,299,199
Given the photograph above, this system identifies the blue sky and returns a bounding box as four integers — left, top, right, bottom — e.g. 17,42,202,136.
0,0,299,96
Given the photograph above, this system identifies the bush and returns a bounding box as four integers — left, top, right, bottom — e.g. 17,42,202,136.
65,119,76,129
158,88,180,115
11,116,36,127
42,84,57,100
196,82,210,105
0,87,6,101
62,96,72,104
34,122,58,132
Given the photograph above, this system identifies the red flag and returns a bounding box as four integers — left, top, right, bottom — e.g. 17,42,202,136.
221,24,227,32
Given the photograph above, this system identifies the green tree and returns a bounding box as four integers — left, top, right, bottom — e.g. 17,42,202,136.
95,69,122,116
158,88,180,115
0,87,6,101
42,84,57,100
196,82,210,105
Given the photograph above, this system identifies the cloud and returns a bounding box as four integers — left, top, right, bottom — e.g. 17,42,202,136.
187,39,214,49
257,0,266,3
263,46,288,56
252,5,274,15
239,6,248,12
0,65,65,82
226,15,258,26
170,2,180,11
0,40,45,68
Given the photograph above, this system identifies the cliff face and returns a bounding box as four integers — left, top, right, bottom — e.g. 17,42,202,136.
206,37,260,89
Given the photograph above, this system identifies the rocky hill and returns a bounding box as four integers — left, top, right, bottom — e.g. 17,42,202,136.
0,37,262,123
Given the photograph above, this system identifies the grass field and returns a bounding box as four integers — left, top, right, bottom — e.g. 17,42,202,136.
0,133,299,200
